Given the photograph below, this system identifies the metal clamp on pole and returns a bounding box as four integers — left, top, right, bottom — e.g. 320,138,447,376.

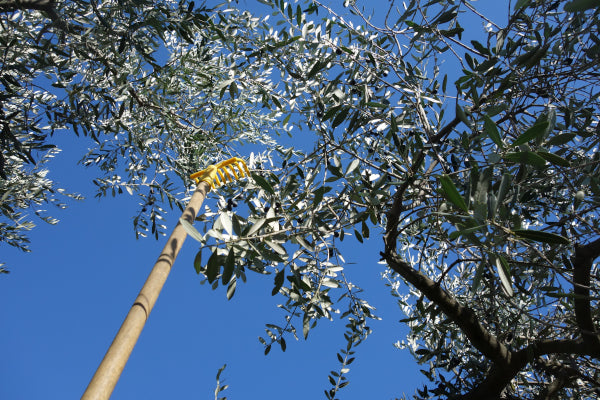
82,158,249,400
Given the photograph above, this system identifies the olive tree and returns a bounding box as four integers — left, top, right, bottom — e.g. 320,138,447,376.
187,0,600,398
3,0,599,398
0,0,286,270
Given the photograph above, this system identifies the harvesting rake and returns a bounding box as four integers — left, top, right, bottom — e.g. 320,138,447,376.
82,157,250,400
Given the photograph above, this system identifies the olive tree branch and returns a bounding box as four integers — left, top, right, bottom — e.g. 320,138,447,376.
384,115,460,253
572,236,600,353
461,338,600,400
0,0,72,32
382,251,511,364
0,0,54,12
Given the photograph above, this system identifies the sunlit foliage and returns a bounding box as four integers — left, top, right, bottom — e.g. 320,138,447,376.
3,0,599,398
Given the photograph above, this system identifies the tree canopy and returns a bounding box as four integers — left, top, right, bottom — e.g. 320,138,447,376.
187,0,600,398
0,0,284,262
3,0,600,398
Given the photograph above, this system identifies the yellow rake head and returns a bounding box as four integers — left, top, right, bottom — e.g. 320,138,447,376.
189,157,250,190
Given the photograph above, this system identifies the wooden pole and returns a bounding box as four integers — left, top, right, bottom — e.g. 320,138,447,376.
82,181,211,400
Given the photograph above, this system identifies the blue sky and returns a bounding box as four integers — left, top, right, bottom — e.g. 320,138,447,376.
1,130,419,399
1,1,508,399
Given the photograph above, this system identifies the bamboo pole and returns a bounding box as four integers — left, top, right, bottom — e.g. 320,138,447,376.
81,181,211,400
